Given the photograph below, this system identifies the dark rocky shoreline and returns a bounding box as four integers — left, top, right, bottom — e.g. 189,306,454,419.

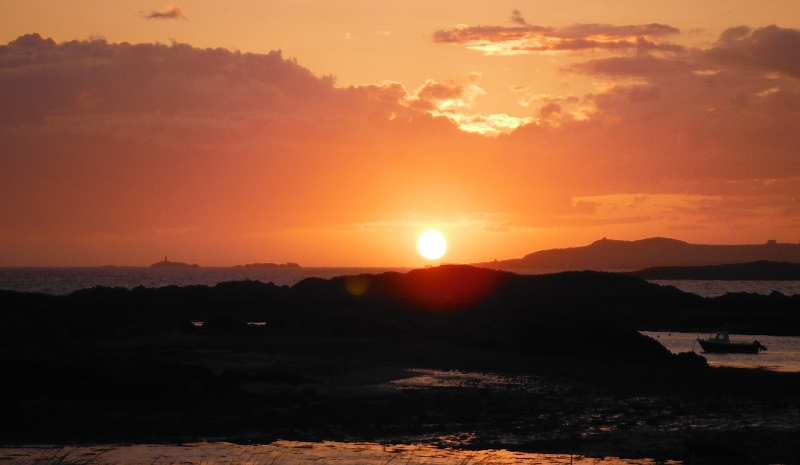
629,260,800,281
2,265,799,463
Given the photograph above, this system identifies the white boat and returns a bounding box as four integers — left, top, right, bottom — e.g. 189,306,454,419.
697,331,767,354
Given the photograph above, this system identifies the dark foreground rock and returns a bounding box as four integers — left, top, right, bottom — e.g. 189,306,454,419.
1,265,799,463
629,260,800,280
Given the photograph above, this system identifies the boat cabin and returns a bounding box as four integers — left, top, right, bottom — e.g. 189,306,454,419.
712,331,730,343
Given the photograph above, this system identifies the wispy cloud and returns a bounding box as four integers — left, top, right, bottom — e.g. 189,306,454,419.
433,13,682,55
510,9,529,27
144,4,187,20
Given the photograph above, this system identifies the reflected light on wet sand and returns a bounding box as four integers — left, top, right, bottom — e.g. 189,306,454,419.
1,441,681,464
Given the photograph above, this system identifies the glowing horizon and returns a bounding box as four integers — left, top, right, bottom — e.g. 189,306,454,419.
2,2,800,267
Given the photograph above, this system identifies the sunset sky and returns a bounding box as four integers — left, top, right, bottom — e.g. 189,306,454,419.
2,1,800,266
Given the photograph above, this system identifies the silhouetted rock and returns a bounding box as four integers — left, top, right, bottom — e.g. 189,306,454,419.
675,351,708,367
3,265,799,351
629,260,800,280
2,265,800,462
202,316,249,334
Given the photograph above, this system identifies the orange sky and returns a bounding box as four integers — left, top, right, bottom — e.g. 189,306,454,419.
1,1,800,266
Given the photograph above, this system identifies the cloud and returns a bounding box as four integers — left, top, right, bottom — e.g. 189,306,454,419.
704,25,800,78
539,101,562,119
442,112,534,136
560,25,800,144
0,34,505,265
144,4,188,20
510,9,529,27
571,25,800,80
569,55,695,77
2,31,800,265
411,76,485,111
0,36,338,124
517,92,581,108
433,16,682,55
401,75,533,135
482,25,800,239
413,79,470,109
7,32,56,47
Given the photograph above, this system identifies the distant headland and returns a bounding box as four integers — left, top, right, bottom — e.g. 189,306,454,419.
473,237,800,271
150,256,200,268
233,262,301,268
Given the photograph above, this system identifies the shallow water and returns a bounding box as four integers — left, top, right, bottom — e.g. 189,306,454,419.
382,368,543,391
0,441,680,465
642,331,800,372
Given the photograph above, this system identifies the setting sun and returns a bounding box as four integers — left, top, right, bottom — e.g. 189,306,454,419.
2,2,800,268
418,231,447,260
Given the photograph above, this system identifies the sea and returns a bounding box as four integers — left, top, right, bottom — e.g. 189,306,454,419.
0,266,408,296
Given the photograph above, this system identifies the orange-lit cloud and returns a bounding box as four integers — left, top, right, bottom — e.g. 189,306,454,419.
403,75,530,135
411,77,485,111
144,4,188,20
0,34,484,265
1,26,800,266
433,14,682,55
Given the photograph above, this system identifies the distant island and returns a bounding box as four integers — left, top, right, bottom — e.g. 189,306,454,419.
629,260,800,281
150,256,200,268
473,237,800,271
233,262,301,268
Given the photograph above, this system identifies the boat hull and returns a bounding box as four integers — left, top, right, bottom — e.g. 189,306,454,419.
697,339,763,354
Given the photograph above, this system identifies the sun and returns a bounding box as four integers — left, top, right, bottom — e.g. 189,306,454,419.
418,231,447,260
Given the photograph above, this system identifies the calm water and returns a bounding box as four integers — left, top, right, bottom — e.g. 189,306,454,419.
642,331,800,372
1,267,799,297
0,267,407,295
0,441,678,465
